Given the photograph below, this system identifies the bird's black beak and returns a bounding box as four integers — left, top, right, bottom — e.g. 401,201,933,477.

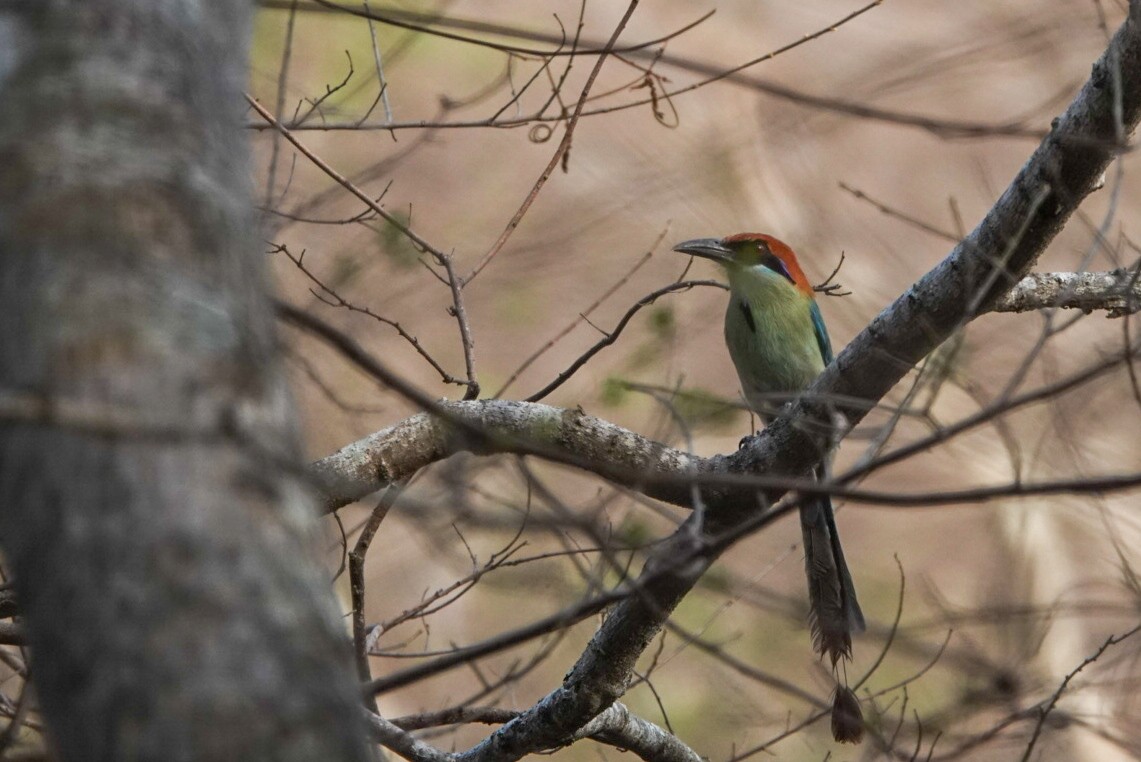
672,238,733,263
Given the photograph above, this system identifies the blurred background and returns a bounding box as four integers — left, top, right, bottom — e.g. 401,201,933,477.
249,1,1141,759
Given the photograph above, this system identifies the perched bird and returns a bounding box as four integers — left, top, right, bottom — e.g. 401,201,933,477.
673,232,865,666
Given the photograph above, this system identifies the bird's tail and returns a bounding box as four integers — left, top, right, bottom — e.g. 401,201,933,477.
800,485,864,667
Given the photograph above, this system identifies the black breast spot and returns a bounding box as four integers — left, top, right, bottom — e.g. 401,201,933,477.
738,299,756,333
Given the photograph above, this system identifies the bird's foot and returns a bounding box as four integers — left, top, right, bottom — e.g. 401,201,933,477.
738,432,761,451
827,406,852,449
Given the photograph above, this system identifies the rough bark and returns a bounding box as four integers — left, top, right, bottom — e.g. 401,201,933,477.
991,270,1141,316
0,2,372,760
310,400,701,514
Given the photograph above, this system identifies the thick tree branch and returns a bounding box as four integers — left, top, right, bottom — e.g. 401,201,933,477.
310,400,700,514
573,702,703,762
366,713,452,762
989,269,1141,316
366,703,700,762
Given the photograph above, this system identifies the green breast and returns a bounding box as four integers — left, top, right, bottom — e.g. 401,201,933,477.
723,267,824,419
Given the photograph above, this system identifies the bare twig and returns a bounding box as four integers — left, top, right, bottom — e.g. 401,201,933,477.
245,93,447,259
437,252,480,399
300,0,708,59
1019,625,1141,762
361,0,393,124
274,242,467,388
495,245,657,399
839,182,961,243
349,485,401,712
463,1,640,283
525,279,725,403
264,0,300,212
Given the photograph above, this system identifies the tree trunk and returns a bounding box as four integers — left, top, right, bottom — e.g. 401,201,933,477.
0,3,372,759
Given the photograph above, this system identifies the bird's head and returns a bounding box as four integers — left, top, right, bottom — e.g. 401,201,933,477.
673,232,814,297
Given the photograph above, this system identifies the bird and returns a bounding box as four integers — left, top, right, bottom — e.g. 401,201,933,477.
673,232,864,666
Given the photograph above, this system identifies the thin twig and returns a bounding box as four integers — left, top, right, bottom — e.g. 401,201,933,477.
1019,625,1141,762
525,279,724,402
274,242,466,388
839,182,960,243
437,252,480,399
245,92,447,260
361,0,393,124
495,244,658,399
303,0,706,58
463,0,641,283
264,0,300,211
350,485,402,712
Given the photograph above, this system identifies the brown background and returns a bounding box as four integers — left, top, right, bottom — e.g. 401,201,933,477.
250,2,1141,759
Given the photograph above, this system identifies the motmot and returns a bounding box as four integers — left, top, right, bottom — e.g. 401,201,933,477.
673,232,865,666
